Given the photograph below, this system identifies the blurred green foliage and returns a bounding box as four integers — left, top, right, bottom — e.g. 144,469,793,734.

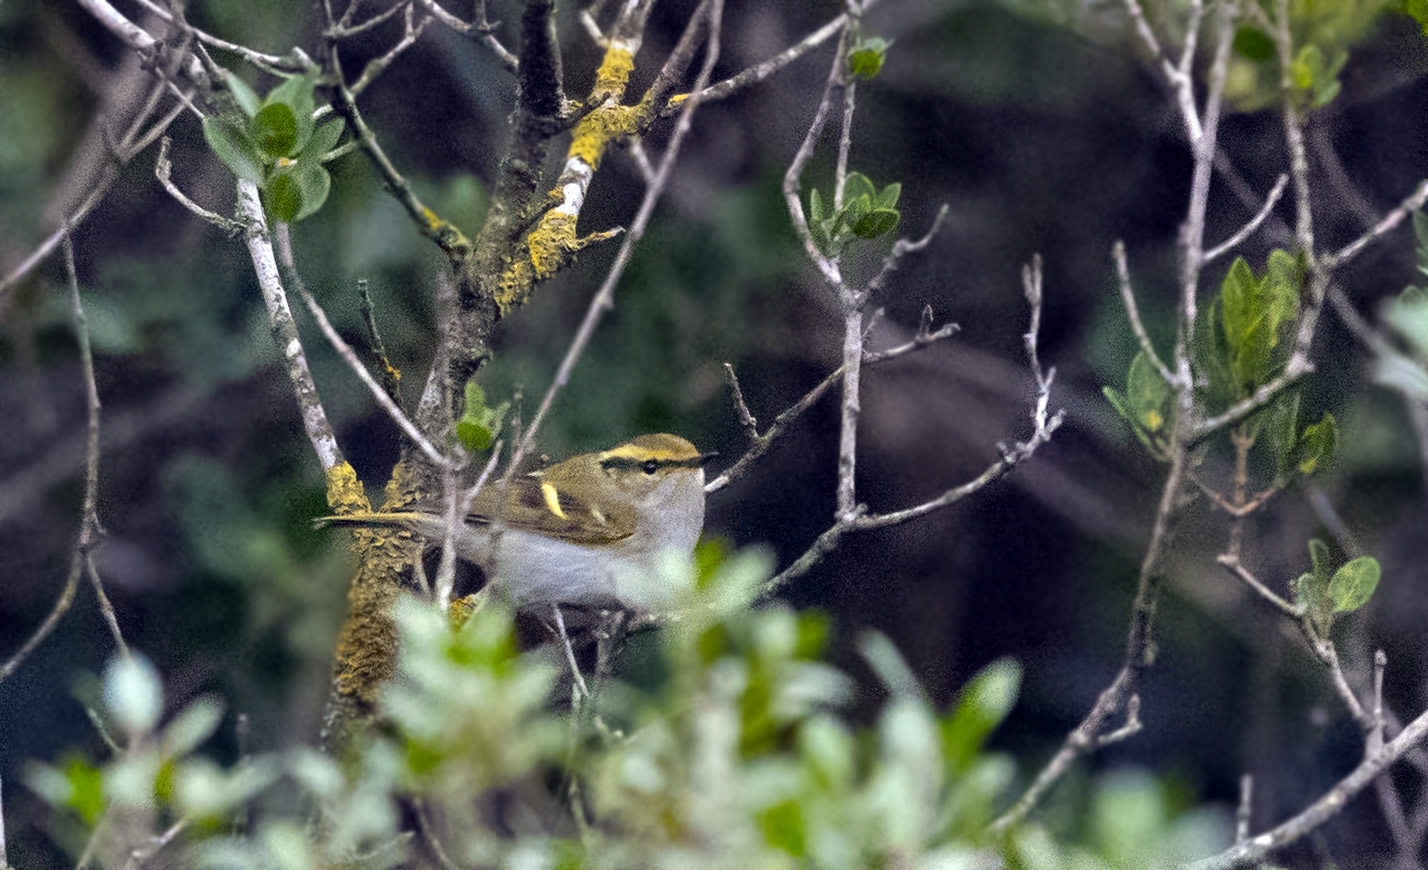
24,549,1227,867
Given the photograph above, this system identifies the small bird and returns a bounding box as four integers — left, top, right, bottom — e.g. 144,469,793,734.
315,433,715,618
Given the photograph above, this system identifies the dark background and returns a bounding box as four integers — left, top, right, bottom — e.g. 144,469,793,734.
3,0,1427,864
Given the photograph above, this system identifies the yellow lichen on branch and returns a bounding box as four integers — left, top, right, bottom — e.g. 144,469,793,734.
421,206,472,261
489,41,647,319
569,104,645,169
329,461,424,711
590,45,635,104
325,461,373,515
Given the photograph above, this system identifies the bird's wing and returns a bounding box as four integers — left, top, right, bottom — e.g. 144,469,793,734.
467,476,637,545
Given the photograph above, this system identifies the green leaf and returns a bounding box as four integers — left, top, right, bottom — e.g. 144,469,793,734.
225,73,262,118
759,800,807,856
202,116,264,185
851,206,900,239
1411,0,1428,27
1261,249,1302,329
840,194,872,235
306,120,344,159
1233,27,1275,62
265,171,303,223
291,163,331,221
876,182,902,209
1294,412,1336,475
1308,538,1331,580
847,37,889,79
1220,257,1258,357
942,658,1021,774
456,380,507,453
1294,569,1332,637
1312,79,1341,108
105,653,164,740
1292,44,1322,92
64,757,106,825
1385,287,1428,359
809,187,825,225
250,103,300,160
1127,350,1171,433
163,697,225,757
843,172,876,204
858,631,922,700
1373,351,1428,400
1412,209,1428,262
1328,556,1380,614
264,72,316,155
1266,390,1300,479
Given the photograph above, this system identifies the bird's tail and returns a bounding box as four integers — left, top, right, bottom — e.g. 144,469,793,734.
311,511,428,531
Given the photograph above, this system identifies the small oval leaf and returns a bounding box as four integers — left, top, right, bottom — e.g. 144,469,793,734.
202,116,265,185
1329,556,1380,614
851,207,900,239
251,104,299,159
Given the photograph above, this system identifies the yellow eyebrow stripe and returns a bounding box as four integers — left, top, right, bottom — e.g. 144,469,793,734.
540,481,567,518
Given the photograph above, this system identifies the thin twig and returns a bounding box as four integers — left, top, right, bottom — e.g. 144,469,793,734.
355,278,404,406
674,15,845,112
155,137,244,233
1322,179,1428,271
349,5,435,97
1188,703,1428,869
299,287,448,469
417,0,519,71
722,363,759,443
511,0,723,473
1235,775,1254,845
66,228,132,663
412,797,461,870
1112,245,1171,385
706,312,960,495
780,24,851,287
1205,174,1290,264
324,38,470,260
762,262,1062,598
1216,554,1300,618
0,561,79,687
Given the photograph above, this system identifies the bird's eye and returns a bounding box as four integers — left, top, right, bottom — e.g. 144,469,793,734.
642,459,659,475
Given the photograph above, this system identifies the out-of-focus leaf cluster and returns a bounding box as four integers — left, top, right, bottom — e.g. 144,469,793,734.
20,547,1225,868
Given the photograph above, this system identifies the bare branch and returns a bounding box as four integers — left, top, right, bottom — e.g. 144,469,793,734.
1235,775,1254,846
298,288,450,471
722,363,759,443
1192,362,1310,443
1188,703,1428,869
326,52,470,259
0,546,81,688
673,15,845,112
707,311,960,496
1322,179,1428,271
1113,241,1175,384
781,26,851,287
2,91,186,299
349,5,435,97
1122,0,1203,143
1215,554,1300,618
237,184,344,470
416,0,519,71
762,264,1061,598
155,137,244,233
1204,174,1289,264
